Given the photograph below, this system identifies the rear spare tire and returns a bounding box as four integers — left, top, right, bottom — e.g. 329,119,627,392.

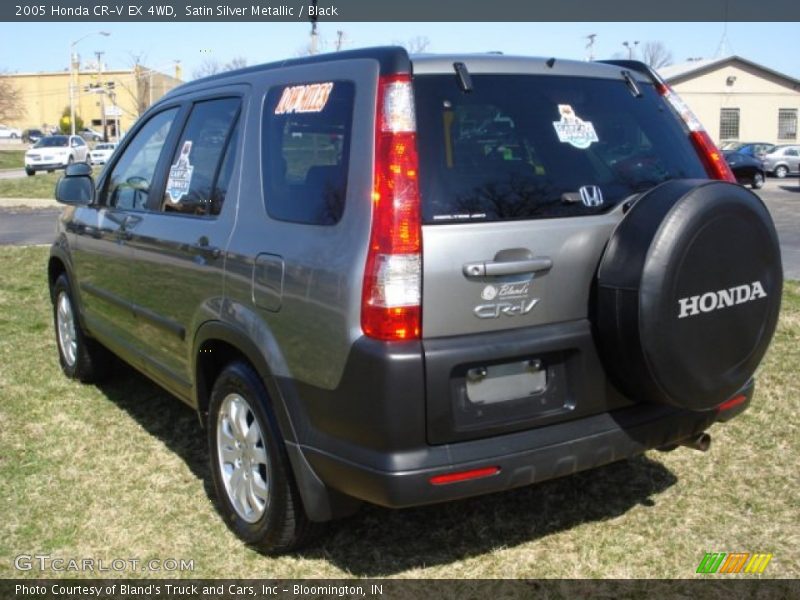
595,179,782,411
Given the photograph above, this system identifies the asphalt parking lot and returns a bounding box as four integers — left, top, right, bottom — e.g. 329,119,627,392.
1,179,798,279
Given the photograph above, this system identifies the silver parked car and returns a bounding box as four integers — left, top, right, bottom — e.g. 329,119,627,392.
762,145,800,178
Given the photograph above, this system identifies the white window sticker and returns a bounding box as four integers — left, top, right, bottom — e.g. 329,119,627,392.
552,104,599,149
166,141,194,203
274,82,334,115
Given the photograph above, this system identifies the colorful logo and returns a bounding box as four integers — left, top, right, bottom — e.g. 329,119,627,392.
696,552,773,574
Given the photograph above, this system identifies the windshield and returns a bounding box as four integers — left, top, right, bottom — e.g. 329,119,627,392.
33,136,68,148
414,73,706,223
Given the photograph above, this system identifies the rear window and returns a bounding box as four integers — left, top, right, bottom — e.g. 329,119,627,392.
413,74,706,223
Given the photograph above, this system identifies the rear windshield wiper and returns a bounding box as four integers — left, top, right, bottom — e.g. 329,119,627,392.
621,70,642,98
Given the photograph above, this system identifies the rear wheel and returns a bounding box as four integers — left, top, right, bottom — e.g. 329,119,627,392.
208,360,323,553
774,165,788,178
52,274,113,382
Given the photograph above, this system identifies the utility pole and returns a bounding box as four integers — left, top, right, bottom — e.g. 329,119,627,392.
95,51,107,141
335,30,345,52
309,0,319,55
585,34,597,61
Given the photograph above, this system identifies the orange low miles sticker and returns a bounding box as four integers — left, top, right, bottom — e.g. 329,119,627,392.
275,82,334,114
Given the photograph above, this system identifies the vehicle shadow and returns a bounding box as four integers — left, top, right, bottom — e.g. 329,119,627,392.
94,361,214,499
778,185,800,193
96,361,678,576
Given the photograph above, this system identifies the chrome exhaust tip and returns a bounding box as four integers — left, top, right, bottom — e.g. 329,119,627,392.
680,432,711,452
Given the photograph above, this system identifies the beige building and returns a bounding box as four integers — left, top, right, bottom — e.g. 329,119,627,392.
659,56,800,146
1,64,182,139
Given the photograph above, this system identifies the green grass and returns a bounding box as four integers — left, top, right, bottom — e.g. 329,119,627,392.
0,245,798,579
0,150,25,170
0,171,61,199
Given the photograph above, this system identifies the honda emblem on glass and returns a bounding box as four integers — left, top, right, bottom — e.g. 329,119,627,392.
579,185,604,207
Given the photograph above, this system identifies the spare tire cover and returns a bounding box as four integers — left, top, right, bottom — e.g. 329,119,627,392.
596,179,782,411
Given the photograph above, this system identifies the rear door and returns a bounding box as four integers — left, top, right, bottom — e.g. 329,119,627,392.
122,92,244,396
413,67,708,442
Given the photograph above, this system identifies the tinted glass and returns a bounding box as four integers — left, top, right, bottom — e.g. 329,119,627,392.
414,74,707,223
107,108,178,211
209,125,239,216
262,81,354,225
160,98,240,216
34,136,68,148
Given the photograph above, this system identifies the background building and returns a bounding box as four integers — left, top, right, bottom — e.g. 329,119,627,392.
659,56,800,146
1,63,182,139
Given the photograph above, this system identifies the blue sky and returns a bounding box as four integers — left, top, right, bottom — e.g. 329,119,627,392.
1,22,799,80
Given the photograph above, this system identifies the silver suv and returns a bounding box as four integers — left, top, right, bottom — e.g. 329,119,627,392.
49,48,783,553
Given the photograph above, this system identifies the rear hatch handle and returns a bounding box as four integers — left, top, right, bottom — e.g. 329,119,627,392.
463,257,553,278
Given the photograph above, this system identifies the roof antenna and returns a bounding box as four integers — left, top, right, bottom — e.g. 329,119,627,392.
546,58,556,68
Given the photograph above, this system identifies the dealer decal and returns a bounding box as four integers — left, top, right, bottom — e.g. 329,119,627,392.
166,141,194,204
274,82,334,114
552,104,598,149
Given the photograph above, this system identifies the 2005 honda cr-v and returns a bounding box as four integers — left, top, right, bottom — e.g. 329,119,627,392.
49,47,782,553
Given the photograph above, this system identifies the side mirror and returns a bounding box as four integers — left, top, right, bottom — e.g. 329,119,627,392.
56,163,95,205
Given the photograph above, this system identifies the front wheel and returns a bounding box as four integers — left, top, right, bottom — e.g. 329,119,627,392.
774,165,788,178
25,167,35,177
52,274,113,382
208,361,323,554
752,172,765,189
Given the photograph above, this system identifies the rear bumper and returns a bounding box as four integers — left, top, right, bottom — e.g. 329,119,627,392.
300,379,753,510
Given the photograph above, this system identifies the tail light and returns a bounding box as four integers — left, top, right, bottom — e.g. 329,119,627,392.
657,83,736,183
361,74,422,341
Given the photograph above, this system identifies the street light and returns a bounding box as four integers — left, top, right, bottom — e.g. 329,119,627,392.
622,40,639,60
69,31,110,136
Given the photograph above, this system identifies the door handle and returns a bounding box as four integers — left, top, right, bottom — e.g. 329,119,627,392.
193,236,222,260
463,257,553,278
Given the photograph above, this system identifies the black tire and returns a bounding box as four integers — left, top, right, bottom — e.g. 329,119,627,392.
67,155,74,165
208,360,323,554
752,171,765,189
774,165,788,178
52,274,114,383
595,180,782,411
25,167,35,177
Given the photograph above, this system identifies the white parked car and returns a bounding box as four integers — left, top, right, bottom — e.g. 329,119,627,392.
0,124,22,139
89,142,117,165
24,135,89,175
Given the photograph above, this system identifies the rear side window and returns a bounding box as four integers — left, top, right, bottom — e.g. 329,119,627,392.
414,74,706,223
161,97,241,216
262,81,354,225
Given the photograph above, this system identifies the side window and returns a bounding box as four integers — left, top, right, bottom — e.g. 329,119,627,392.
106,108,178,211
262,81,354,225
161,97,241,216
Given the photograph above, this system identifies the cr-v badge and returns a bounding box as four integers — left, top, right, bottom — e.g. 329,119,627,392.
475,283,540,319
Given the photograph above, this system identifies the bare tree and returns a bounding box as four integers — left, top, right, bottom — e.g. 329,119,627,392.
193,56,248,79
0,73,24,123
641,41,673,69
113,53,151,117
392,36,431,54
